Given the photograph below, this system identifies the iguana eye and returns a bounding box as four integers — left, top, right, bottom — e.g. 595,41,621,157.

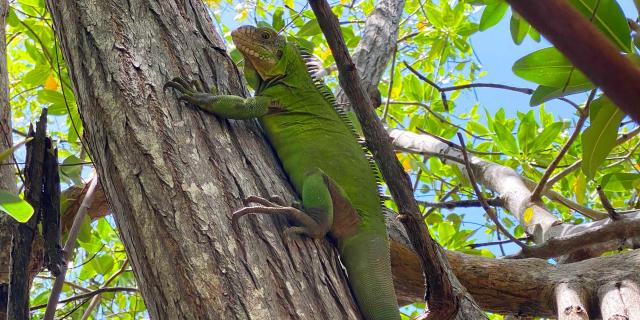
261,32,271,40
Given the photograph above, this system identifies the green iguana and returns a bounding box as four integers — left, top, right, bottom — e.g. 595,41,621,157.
165,25,400,320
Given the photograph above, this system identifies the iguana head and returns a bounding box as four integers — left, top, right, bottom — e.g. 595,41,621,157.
231,26,287,81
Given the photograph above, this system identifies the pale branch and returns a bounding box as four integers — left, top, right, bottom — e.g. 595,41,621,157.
510,213,640,259
308,1,485,318
457,132,526,249
388,127,640,258
507,0,640,123
596,185,620,221
31,287,139,311
44,175,100,320
530,89,595,201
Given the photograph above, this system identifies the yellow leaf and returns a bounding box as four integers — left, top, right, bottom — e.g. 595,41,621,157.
339,0,349,4
635,163,640,171
572,174,586,204
523,207,534,224
234,9,248,21
319,47,331,60
417,21,427,31
284,0,294,8
44,75,58,91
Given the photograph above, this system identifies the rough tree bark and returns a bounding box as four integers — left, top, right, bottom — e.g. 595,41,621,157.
46,0,363,318
0,0,15,317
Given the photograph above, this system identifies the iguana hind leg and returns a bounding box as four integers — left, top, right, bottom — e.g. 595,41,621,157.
232,168,334,240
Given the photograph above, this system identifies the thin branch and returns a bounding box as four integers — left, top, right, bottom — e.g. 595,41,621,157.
381,46,397,122
547,126,640,186
80,259,130,320
44,175,100,320
31,287,139,311
403,62,581,111
456,132,526,249
596,185,620,221
417,197,504,210
467,237,529,249
423,184,460,217
530,89,595,201
387,100,489,140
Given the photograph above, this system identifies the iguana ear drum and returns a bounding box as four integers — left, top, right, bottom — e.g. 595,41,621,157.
276,50,283,59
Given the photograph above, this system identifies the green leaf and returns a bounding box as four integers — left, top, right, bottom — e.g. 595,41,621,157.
569,0,632,52
509,13,529,45
529,84,592,106
0,190,34,223
494,124,518,156
479,1,508,31
23,63,51,87
297,19,322,37
60,155,83,185
530,122,563,153
517,110,537,155
581,97,625,179
91,254,115,275
513,47,592,89
600,173,640,192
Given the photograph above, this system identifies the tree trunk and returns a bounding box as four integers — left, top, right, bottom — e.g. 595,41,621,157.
0,0,15,317
46,0,363,318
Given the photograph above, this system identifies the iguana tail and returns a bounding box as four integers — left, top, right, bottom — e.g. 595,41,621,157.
339,231,401,320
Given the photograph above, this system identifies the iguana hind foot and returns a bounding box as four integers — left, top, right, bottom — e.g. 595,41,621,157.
232,195,328,239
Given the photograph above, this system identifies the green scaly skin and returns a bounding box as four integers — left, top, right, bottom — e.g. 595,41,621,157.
165,25,400,320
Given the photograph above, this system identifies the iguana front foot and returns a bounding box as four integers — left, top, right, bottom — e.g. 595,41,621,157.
232,195,327,240
164,77,218,106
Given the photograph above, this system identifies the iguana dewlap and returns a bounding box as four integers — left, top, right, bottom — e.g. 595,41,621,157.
165,25,400,320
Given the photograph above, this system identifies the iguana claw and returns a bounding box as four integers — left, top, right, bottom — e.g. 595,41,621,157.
231,195,324,239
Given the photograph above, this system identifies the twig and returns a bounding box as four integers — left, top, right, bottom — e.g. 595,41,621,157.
381,46,397,122
43,175,100,320
467,237,529,249
387,100,489,140
530,89,595,201
80,259,130,320
457,132,526,249
547,126,640,186
31,287,139,311
423,184,460,217
418,197,503,210
596,185,620,221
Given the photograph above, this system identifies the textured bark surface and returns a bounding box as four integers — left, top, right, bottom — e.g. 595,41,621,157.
0,0,14,317
46,0,361,319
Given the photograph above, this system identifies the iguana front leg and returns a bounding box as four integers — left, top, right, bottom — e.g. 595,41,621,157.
164,77,270,119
